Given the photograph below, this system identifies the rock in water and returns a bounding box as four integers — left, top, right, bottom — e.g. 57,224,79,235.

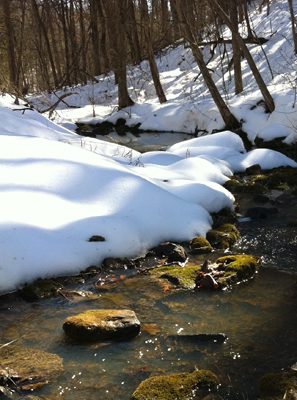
0,345,63,391
132,370,220,400
63,309,140,342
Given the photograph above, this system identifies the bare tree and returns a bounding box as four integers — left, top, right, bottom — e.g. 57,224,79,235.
229,0,243,94
140,0,167,104
209,0,275,112
288,0,297,54
173,0,240,129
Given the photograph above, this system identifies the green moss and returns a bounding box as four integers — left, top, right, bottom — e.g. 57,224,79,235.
189,237,213,254
250,174,269,183
259,371,297,399
20,279,63,301
131,370,219,400
223,180,267,194
265,167,297,189
216,255,261,283
206,224,240,249
149,266,201,290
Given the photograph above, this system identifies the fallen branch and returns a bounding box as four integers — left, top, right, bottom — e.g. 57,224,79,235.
40,92,81,117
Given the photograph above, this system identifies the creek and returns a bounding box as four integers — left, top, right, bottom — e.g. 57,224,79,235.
0,132,297,400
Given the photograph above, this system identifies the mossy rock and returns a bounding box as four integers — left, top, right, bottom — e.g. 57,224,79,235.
0,345,63,391
20,279,63,301
216,255,261,287
265,167,297,189
206,224,240,249
131,369,219,400
149,265,201,290
259,370,297,399
63,309,140,342
223,179,267,194
189,237,213,254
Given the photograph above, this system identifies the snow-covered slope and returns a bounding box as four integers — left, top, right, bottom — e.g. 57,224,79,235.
1,0,297,294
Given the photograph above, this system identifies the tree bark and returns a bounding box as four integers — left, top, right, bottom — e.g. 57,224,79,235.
90,0,101,76
173,0,240,130
140,0,167,104
229,0,243,94
103,0,134,109
288,0,297,54
2,0,18,88
31,0,59,88
209,0,275,113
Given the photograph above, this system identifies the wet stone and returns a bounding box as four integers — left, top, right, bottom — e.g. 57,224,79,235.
19,279,63,302
63,309,141,342
150,242,187,262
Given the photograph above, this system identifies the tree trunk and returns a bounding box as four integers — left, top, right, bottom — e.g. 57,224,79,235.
169,0,180,41
96,0,110,73
31,0,58,88
103,0,134,109
173,0,240,130
90,0,101,76
288,0,297,54
2,0,18,88
229,0,243,94
209,0,275,113
140,0,167,104
127,0,142,64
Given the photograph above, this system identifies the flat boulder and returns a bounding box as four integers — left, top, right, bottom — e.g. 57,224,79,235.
63,309,140,342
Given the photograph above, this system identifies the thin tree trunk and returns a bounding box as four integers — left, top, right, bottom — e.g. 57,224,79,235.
31,0,58,88
90,0,101,76
173,0,240,130
209,0,275,112
288,0,297,54
96,0,110,73
127,0,142,64
229,0,243,94
243,0,254,39
2,0,18,88
140,0,167,104
78,0,87,83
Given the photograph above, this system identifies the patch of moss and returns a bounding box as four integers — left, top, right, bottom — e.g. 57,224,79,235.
131,369,219,400
20,279,63,301
189,237,213,254
216,255,261,284
149,265,201,290
223,180,267,194
250,174,269,183
259,371,297,399
206,224,240,249
265,167,297,189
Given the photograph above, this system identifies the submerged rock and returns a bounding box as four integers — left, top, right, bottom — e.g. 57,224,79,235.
131,369,220,400
259,370,297,399
247,207,278,219
19,279,63,302
63,309,140,342
0,345,63,391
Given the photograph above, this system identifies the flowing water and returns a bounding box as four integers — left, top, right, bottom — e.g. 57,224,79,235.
1,134,297,399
